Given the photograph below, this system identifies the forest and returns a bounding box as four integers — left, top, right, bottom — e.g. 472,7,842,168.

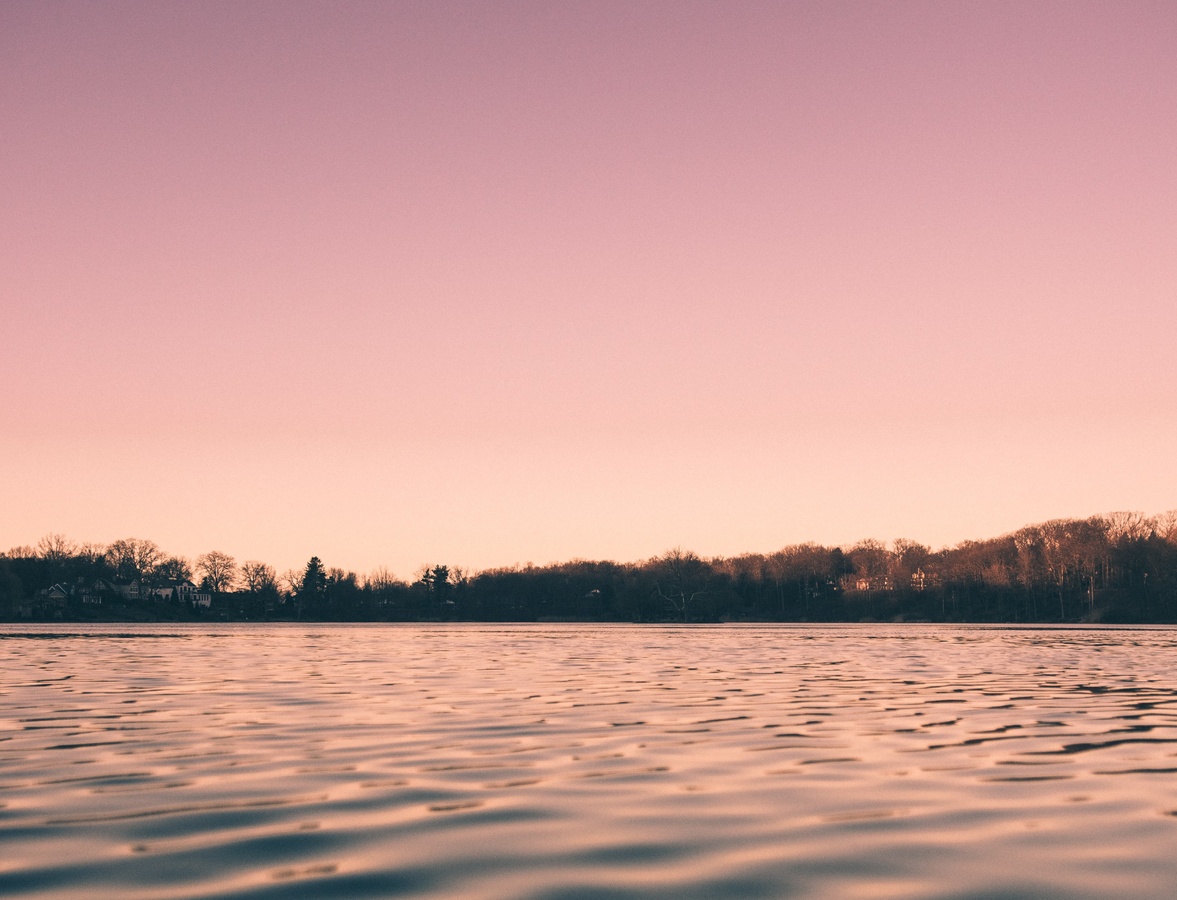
3,510,1177,624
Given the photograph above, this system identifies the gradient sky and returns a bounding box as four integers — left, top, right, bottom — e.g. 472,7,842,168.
3,1,1175,578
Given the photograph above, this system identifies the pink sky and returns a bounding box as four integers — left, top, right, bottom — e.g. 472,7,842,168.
3,1,1175,578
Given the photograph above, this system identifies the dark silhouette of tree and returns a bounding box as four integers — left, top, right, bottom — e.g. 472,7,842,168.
8,509,1177,624
651,548,709,621
156,556,193,583
105,538,163,583
324,567,361,618
196,551,238,594
36,533,77,563
364,567,407,619
295,556,327,618
238,560,279,618
0,558,25,615
241,561,278,594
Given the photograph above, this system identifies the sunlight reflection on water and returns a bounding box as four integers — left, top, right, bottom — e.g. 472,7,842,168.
2,624,1177,898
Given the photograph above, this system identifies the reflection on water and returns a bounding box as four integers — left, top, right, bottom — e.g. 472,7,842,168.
3,624,1177,898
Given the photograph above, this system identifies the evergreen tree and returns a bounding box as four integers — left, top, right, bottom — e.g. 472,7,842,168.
297,556,327,618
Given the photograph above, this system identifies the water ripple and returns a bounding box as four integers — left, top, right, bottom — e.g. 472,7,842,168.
4,623,1177,898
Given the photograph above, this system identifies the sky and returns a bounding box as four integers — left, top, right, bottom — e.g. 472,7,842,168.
3,1,1175,579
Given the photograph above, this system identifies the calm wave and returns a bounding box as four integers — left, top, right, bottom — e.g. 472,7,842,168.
3,624,1177,898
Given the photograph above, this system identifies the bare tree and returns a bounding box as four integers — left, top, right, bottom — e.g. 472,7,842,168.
78,542,107,566
106,538,163,582
241,561,278,594
326,567,358,589
365,566,399,592
155,556,193,582
1106,511,1149,543
196,551,238,593
36,533,77,562
849,539,890,587
281,568,303,597
890,538,931,586
652,548,708,621
1151,510,1177,545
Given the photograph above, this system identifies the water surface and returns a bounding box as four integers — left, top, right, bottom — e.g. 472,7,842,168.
3,624,1177,898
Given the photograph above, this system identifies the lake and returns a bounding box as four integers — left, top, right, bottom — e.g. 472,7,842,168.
2,623,1177,898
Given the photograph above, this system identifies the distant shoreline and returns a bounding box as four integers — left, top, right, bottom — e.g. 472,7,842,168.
5,511,1176,625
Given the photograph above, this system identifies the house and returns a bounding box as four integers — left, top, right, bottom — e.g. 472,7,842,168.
843,575,894,592
88,577,127,603
114,580,142,601
909,568,939,591
173,580,212,608
143,580,212,607
28,584,69,618
75,579,102,604
39,584,69,604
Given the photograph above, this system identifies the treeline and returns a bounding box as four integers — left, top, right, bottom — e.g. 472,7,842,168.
3,510,1177,623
